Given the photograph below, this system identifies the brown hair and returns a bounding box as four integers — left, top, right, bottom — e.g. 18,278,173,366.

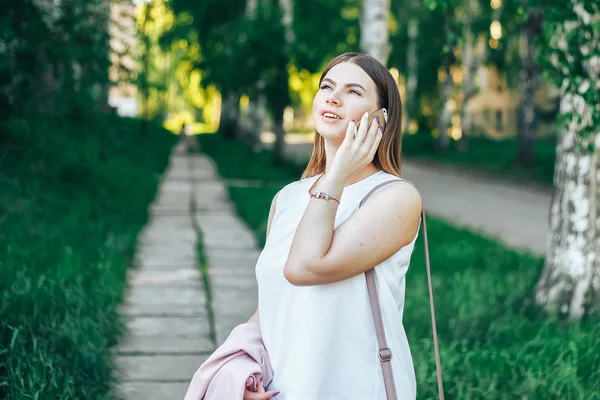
301,52,403,179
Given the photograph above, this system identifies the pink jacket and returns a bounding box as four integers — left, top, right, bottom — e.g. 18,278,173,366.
184,322,274,400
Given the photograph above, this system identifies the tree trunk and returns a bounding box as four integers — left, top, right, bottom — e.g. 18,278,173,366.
273,105,286,165
242,0,265,150
458,28,481,152
404,3,418,133
535,113,600,318
270,0,294,163
360,0,390,65
278,0,295,45
436,62,452,152
535,1,600,318
219,92,240,139
141,1,151,137
241,87,266,151
517,10,543,167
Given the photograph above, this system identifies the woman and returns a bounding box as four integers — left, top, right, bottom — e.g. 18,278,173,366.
245,52,422,399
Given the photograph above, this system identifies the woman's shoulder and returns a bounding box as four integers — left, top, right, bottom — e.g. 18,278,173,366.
361,172,422,209
376,172,420,194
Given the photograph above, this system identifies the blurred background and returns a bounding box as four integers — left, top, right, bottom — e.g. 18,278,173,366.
1,0,599,399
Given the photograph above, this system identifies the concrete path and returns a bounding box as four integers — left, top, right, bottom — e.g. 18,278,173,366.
114,141,259,399
264,133,551,256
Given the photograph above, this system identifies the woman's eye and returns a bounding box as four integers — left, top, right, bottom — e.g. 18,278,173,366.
320,84,331,90
349,89,361,96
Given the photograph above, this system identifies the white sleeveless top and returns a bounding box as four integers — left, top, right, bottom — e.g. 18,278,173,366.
256,170,418,400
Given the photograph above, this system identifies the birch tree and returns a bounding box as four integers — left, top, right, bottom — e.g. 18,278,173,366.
360,0,391,65
240,0,267,149
404,0,420,132
456,0,488,151
271,0,294,164
516,8,543,167
535,0,600,318
425,0,460,151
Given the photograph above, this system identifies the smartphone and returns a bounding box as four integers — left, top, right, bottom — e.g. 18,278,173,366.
367,108,388,130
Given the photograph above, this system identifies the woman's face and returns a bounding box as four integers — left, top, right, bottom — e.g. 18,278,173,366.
312,62,379,143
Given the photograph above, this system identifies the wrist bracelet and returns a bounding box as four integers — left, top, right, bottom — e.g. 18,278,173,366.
310,191,340,204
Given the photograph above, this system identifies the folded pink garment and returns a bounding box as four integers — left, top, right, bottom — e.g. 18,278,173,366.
184,322,273,400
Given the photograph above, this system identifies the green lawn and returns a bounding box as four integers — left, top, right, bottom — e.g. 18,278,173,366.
0,116,177,398
402,133,557,187
198,133,600,400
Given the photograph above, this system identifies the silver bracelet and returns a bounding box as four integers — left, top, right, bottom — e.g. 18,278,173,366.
310,191,340,204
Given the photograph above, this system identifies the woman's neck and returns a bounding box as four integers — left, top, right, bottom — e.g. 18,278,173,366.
323,141,380,187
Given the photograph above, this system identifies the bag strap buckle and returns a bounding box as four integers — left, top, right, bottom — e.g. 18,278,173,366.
379,348,393,362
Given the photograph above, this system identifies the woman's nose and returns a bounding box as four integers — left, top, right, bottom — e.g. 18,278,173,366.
326,94,340,106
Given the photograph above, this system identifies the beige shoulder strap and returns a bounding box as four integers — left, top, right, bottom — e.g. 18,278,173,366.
359,179,445,400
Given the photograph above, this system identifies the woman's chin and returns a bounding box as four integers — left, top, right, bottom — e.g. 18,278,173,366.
315,124,346,142
318,131,345,143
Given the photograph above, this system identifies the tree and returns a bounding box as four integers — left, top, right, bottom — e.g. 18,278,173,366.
456,0,489,151
360,0,391,65
424,0,460,151
403,0,421,132
1,0,112,119
170,0,247,139
271,0,294,164
516,7,543,166
535,0,600,318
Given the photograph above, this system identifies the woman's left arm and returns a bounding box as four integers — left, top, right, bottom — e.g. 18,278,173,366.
283,178,422,286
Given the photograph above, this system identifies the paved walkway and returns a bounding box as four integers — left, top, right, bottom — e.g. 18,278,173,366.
114,141,259,399
264,133,551,256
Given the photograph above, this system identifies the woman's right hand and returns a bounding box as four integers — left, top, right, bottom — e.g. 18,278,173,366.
243,376,280,399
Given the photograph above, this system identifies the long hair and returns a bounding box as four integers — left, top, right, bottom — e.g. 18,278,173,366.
301,52,403,179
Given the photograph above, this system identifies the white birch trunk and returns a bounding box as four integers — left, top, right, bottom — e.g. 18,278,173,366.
535,0,600,318
459,27,484,148
246,0,257,17
271,0,294,163
278,0,295,46
242,0,266,150
457,0,483,149
360,0,390,65
436,63,453,151
517,10,542,167
404,3,418,132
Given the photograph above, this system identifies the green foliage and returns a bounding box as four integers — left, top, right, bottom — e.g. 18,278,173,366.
0,116,176,398
199,132,600,399
402,132,556,185
293,0,362,73
197,134,304,182
537,0,600,145
1,0,112,118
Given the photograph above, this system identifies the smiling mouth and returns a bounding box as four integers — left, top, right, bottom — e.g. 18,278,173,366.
322,112,342,120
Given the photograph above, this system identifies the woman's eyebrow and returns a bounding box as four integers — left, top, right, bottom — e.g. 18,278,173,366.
322,78,366,92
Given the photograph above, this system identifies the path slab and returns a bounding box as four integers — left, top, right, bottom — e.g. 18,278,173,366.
115,354,207,381
119,382,189,400
118,382,191,400
116,336,214,355
121,286,206,316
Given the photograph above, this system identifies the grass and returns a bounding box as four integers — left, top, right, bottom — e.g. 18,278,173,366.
0,115,177,398
198,132,600,400
402,133,557,187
